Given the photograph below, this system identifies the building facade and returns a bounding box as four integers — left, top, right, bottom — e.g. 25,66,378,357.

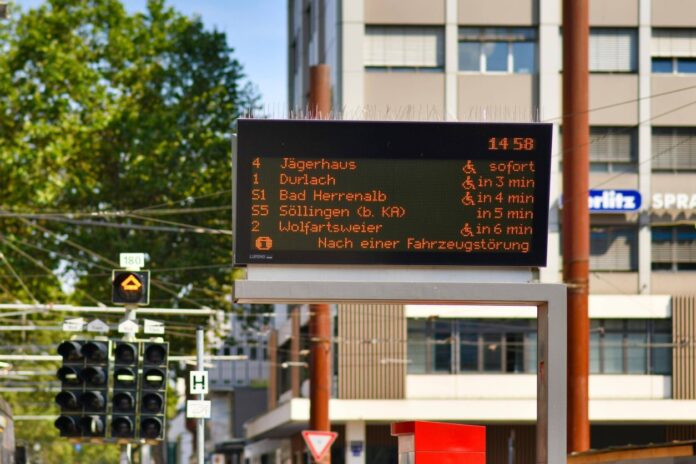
244,0,696,462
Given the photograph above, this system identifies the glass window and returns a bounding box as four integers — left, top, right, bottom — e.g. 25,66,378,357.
590,320,671,375
651,320,672,375
626,320,647,374
652,58,674,73
590,28,637,72
677,58,696,73
433,321,453,372
458,27,537,73
603,320,624,374
483,42,508,71
460,332,479,372
590,226,638,271
513,42,536,73
459,42,480,71
652,226,696,270
407,320,427,374
365,26,445,70
652,127,696,171
483,333,502,372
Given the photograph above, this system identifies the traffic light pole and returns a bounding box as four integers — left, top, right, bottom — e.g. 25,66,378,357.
196,327,205,464
120,303,137,464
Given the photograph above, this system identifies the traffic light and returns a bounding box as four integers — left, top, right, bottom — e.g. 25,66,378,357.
55,341,84,437
79,341,108,437
54,340,109,439
139,342,168,440
111,342,139,439
112,270,150,305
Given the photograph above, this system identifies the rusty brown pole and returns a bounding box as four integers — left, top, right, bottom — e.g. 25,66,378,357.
308,64,332,463
562,0,591,453
309,64,331,118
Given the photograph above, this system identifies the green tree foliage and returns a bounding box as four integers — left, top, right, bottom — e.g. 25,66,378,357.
0,0,262,458
0,0,258,326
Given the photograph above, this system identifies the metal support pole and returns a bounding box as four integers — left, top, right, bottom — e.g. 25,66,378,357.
309,304,332,463
196,327,205,464
562,0,591,453
308,65,332,463
309,64,331,118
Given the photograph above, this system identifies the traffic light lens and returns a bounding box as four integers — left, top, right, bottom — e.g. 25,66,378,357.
82,341,107,362
81,391,105,411
114,343,137,364
144,345,166,365
143,368,165,388
81,415,105,436
81,366,106,386
57,341,83,361
113,393,134,412
111,417,134,437
55,416,79,436
142,393,163,414
57,366,81,385
55,391,79,410
112,271,146,304
140,418,162,439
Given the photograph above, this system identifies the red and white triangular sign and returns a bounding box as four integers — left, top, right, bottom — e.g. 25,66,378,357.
302,430,338,462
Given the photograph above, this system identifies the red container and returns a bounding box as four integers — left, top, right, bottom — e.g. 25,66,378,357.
391,421,486,463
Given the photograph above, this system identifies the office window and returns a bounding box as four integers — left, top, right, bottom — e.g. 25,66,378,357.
652,127,696,171
407,319,537,374
458,27,537,73
652,226,696,270
590,226,638,271
589,127,638,173
590,28,637,72
590,320,672,375
652,29,696,74
364,26,444,70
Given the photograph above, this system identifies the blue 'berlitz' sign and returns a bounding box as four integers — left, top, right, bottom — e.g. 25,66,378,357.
589,189,641,212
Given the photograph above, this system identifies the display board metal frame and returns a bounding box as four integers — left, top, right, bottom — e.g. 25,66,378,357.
234,279,567,464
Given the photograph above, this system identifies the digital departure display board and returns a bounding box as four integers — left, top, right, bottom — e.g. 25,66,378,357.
234,119,552,266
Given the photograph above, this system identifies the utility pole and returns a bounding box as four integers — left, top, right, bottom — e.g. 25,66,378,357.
196,327,205,464
308,64,332,463
562,0,590,453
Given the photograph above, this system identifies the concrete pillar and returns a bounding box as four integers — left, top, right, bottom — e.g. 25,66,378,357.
345,420,366,464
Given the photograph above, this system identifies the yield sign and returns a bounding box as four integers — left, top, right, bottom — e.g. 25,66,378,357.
302,430,338,462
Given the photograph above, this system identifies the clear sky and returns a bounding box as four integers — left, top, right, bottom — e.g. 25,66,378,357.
16,0,288,109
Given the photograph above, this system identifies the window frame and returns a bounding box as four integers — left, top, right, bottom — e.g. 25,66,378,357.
458,27,538,74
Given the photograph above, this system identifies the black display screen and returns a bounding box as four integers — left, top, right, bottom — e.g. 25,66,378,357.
234,119,551,266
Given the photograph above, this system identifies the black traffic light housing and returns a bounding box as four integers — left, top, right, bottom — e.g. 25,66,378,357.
138,342,168,440
110,341,139,439
54,340,109,438
55,341,85,437
111,270,150,305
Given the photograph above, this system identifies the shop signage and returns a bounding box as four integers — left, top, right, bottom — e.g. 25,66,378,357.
589,189,641,212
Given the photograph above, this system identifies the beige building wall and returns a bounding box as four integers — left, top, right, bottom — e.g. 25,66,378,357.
364,0,445,24
364,72,445,119
590,173,639,190
652,274,696,295
589,0,638,26
651,76,696,126
458,0,536,25
589,75,639,125
457,74,536,120
590,272,639,294
652,0,696,27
